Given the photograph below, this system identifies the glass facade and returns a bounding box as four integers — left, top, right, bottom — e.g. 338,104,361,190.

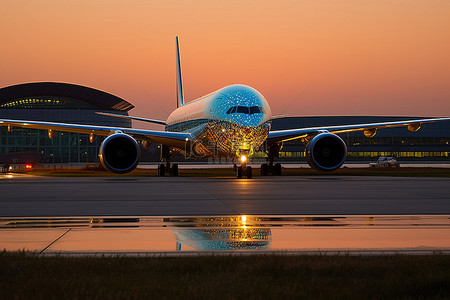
0,82,133,164
0,109,131,163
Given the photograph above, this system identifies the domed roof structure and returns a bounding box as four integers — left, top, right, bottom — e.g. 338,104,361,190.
0,82,133,111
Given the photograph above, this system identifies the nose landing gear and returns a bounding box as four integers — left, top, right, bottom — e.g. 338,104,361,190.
236,165,252,179
235,154,252,179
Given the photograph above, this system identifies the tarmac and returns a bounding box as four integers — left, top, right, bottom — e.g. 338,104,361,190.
0,174,449,217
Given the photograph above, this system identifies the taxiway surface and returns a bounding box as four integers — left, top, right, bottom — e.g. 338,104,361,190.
1,175,449,217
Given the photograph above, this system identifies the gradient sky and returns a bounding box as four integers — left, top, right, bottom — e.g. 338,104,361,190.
1,0,449,128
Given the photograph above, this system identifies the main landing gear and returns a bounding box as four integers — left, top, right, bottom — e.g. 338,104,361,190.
157,163,178,177
260,142,283,176
260,162,282,176
158,145,179,176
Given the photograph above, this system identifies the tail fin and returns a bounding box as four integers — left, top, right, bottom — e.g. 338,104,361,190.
176,36,184,107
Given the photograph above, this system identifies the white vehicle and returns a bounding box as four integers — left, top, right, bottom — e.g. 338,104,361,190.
369,156,400,168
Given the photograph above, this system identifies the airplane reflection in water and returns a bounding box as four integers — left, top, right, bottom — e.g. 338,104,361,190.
1,37,450,178
164,217,272,251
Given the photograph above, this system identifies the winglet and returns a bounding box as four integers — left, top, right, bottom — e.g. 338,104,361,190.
176,36,184,107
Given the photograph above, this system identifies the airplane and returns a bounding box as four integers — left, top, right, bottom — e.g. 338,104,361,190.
1,37,449,178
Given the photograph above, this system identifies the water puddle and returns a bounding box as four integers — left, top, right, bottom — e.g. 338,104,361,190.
1,215,449,254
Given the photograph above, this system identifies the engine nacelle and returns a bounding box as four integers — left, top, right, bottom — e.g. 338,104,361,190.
305,133,347,171
99,133,140,174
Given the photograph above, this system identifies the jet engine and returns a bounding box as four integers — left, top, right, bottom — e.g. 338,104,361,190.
99,133,140,174
305,132,347,171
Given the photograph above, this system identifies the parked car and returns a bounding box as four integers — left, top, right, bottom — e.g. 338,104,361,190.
369,156,400,168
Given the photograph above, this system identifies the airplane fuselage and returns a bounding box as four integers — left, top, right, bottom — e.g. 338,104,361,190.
165,84,272,159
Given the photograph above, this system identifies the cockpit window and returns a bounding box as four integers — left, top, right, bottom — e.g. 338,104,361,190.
236,106,249,114
227,106,264,115
249,106,261,114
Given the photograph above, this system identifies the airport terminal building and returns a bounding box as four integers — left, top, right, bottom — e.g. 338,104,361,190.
0,82,132,163
0,82,449,163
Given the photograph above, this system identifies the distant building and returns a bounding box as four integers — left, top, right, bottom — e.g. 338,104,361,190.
0,82,133,163
271,116,450,161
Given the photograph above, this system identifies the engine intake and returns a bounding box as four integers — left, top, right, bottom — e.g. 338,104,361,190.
305,133,347,171
99,133,140,174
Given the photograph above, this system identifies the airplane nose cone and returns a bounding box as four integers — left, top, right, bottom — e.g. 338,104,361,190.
208,85,272,126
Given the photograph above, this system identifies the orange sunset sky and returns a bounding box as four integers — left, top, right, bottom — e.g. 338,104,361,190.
1,0,449,126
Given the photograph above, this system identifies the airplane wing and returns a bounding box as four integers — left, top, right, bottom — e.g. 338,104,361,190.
267,117,450,143
0,118,191,149
95,112,167,125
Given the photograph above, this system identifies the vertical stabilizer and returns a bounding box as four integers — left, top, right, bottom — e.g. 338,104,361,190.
176,36,184,107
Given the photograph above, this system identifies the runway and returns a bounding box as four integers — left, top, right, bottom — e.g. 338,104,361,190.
1,174,449,217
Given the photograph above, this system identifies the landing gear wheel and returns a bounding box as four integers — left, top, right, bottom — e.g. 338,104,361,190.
236,166,243,179
274,163,282,176
245,166,252,179
158,163,165,176
171,164,179,176
260,163,268,176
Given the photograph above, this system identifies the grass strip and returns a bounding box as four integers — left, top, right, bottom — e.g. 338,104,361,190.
1,252,450,299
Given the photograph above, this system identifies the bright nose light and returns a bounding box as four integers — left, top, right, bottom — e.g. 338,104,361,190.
240,155,247,163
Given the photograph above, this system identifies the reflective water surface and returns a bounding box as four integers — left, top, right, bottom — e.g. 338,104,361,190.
1,215,450,253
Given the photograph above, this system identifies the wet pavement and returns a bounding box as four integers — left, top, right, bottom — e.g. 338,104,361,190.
1,215,449,255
